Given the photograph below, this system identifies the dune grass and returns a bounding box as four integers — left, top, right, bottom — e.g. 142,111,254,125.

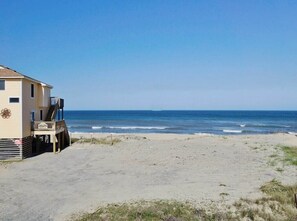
75,201,201,221
267,145,297,169
281,146,297,166
71,138,80,144
260,179,297,206
72,137,121,146
74,180,297,221
232,180,297,221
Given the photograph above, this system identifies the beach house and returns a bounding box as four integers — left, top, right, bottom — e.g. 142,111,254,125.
0,65,69,160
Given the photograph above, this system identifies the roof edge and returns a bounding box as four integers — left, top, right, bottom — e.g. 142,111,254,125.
0,65,53,89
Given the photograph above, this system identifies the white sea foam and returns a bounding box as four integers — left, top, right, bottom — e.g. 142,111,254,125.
92,126,102,130
288,132,297,135
70,132,93,134
194,133,213,136
223,129,242,133
240,124,246,128
108,126,168,130
252,123,290,128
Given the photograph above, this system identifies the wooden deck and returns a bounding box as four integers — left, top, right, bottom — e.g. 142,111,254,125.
32,120,69,153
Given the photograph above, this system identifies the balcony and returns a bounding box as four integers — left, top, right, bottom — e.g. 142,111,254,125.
32,120,66,133
31,96,69,153
32,120,69,153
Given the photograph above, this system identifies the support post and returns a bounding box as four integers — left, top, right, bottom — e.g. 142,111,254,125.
53,135,56,154
58,133,61,153
36,135,40,153
62,131,65,149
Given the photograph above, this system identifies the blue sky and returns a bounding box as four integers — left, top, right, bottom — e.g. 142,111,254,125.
1,0,297,110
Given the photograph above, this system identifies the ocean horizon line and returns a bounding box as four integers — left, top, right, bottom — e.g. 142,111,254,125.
64,109,297,112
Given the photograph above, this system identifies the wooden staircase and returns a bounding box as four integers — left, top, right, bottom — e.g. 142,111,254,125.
32,97,70,154
45,103,59,121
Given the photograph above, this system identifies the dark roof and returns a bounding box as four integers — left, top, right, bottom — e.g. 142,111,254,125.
0,65,53,88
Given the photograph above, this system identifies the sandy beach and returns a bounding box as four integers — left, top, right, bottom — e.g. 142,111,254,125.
0,133,296,221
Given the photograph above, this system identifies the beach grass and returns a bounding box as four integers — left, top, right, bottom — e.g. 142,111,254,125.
260,179,297,206
73,137,121,146
232,180,297,221
71,138,80,144
281,146,297,166
75,201,201,221
267,145,297,169
74,180,297,221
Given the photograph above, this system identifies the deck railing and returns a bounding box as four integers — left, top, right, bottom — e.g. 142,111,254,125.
32,120,65,131
50,97,64,108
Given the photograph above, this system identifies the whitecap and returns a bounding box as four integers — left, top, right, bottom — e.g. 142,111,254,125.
223,129,242,133
240,124,246,128
108,126,168,130
194,133,213,136
288,132,297,135
69,132,92,134
92,126,102,130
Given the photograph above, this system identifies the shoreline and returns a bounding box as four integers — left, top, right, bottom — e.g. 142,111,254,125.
69,130,297,135
69,132,297,138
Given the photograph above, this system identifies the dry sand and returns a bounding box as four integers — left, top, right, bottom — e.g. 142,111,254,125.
0,133,296,221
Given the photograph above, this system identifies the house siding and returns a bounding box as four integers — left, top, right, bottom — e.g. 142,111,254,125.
22,79,51,138
0,67,53,160
0,79,22,138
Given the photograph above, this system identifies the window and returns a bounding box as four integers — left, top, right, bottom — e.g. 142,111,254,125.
31,112,35,122
40,110,43,120
9,97,19,103
31,84,34,98
0,80,5,90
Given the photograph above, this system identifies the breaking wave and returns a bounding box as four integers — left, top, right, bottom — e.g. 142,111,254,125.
107,126,168,130
223,129,242,133
90,126,169,130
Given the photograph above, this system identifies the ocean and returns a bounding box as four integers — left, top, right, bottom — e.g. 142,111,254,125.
64,111,297,135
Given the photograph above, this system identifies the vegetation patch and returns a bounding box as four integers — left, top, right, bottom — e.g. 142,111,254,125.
267,145,297,170
260,179,297,205
0,159,21,165
75,201,201,221
231,180,297,221
276,167,284,173
74,137,121,146
74,181,297,221
269,153,278,158
71,138,80,144
281,146,297,166
219,192,229,197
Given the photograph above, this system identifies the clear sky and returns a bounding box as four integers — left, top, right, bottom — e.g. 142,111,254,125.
1,0,296,110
